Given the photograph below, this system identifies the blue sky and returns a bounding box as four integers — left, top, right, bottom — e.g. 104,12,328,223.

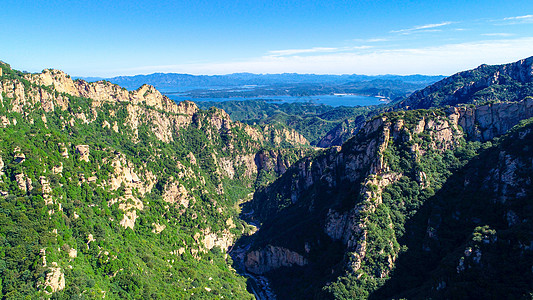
1,0,533,76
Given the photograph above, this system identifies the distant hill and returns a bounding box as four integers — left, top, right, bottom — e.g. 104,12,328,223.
82,73,445,92
396,56,533,109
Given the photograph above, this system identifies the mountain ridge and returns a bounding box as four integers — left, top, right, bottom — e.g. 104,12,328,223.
82,73,444,93
0,60,315,299
397,56,533,109
242,56,533,299
1,56,532,299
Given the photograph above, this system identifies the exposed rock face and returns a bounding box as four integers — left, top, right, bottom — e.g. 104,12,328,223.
317,116,367,148
201,228,234,251
105,155,155,229
247,109,474,287
296,100,533,249
245,245,307,274
15,173,32,192
40,176,53,205
58,143,69,158
43,263,65,294
244,124,309,147
280,127,308,145
27,69,181,112
107,154,154,195
75,145,90,162
235,154,257,179
117,188,144,230
13,147,26,163
152,223,166,234
254,149,303,176
218,157,236,179
162,179,190,208
446,97,533,141
68,248,77,258
483,151,529,203
52,162,63,174
253,114,425,221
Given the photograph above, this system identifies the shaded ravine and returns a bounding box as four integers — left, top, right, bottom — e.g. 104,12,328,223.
230,243,276,300
229,216,277,300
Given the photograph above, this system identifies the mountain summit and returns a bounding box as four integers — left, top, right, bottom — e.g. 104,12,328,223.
396,56,533,109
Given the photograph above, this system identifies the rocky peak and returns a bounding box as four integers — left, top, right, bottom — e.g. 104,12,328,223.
176,100,199,115
25,69,188,114
133,84,180,113
28,69,79,95
206,107,233,131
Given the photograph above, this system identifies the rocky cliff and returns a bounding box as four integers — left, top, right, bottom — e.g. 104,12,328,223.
245,245,308,274
245,99,533,298
251,98,532,223
246,111,453,284
447,97,533,141
0,61,313,299
316,115,367,148
373,117,533,299
242,58,533,298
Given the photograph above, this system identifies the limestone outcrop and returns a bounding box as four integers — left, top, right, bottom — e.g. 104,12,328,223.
447,97,533,141
245,245,307,274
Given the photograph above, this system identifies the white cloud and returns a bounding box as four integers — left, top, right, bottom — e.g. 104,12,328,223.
353,38,389,43
268,47,339,57
115,37,533,76
481,33,514,37
267,46,373,57
504,14,533,21
391,21,453,34
366,38,388,42
501,15,533,24
345,46,374,50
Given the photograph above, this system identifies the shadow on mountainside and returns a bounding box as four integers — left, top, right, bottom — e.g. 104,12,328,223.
371,127,533,299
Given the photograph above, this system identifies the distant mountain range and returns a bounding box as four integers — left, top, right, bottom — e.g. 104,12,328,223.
79,73,445,93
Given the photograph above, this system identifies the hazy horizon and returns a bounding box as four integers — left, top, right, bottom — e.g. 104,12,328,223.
74,72,448,79
2,1,533,77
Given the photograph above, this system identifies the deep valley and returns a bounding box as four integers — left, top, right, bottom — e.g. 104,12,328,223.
0,56,532,299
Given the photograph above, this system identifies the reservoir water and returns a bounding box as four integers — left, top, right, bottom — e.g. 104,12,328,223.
165,93,386,107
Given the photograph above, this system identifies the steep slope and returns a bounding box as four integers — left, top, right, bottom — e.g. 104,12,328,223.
374,118,533,299
396,56,533,109
0,62,311,299
244,101,533,298
196,100,382,147
315,115,368,148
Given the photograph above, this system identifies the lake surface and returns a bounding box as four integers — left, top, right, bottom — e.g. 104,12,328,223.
165,94,386,107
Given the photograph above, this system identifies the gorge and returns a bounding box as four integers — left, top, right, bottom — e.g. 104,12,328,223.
0,56,532,299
